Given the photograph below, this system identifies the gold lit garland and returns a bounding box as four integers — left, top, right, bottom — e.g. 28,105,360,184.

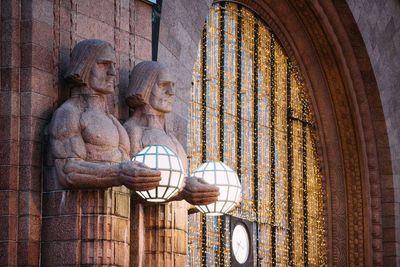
187,2,327,266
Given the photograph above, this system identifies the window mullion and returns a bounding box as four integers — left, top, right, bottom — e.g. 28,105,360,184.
218,3,226,266
269,32,277,267
252,17,260,266
235,5,243,184
302,94,309,266
200,24,208,267
287,60,294,266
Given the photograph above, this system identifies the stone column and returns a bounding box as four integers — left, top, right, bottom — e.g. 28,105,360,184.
42,167,131,266
143,201,189,266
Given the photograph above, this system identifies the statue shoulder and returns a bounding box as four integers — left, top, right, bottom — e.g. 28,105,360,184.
49,99,81,140
123,117,145,157
49,98,87,159
123,118,144,136
168,132,188,170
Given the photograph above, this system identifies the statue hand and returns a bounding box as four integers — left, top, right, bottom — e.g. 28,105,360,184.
119,161,161,191
181,176,220,205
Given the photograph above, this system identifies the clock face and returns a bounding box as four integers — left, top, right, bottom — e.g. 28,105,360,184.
231,223,250,264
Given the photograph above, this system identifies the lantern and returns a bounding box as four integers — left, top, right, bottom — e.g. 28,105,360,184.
132,145,185,202
192,161,241,215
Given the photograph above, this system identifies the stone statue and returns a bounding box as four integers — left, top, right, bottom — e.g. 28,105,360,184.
50,39,161,191
44,39,161,266
124,61,219,266
124,60,219,205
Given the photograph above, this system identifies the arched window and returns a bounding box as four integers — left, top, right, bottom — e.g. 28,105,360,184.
187,2,326,266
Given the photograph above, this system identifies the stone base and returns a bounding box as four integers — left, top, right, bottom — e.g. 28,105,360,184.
130,200,189,267
42,184,130,266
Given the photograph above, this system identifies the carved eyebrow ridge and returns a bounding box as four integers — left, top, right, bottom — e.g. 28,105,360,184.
96,57,116,64
158,80,173,85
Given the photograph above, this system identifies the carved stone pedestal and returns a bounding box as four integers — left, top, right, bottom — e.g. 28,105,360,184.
131,201,189,267
42,168,130,266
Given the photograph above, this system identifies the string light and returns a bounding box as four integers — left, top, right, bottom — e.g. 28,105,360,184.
188,2,326,266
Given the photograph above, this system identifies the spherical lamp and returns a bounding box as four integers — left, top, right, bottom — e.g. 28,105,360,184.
132,145,185,202
192,161,241,215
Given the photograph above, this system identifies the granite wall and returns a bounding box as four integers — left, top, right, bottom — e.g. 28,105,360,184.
157,0,212,147
0,0,399,265
0,0,155,265
346,0,400,264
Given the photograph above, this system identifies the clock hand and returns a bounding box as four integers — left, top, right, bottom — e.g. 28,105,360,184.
235,244,241,256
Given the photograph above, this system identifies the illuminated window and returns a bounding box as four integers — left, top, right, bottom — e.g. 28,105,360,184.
187,2,326,266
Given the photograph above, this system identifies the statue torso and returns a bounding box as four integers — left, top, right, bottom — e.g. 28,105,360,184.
62,97,130,164
80,108,130,163
124,118,188,170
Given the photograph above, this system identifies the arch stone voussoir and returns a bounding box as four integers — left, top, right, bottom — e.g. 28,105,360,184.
212,0,391,266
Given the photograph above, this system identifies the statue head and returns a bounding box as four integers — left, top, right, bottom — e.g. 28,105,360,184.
65,39,116,94
126,61,174,113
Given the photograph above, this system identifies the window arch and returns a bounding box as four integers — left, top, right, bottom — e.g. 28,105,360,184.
187,2,326,266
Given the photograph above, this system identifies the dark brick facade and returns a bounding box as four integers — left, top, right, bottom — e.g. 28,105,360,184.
0,0,399,266
347,0,400,265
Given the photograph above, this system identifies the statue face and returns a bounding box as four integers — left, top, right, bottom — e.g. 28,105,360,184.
88,45,117,94
149,68,175,113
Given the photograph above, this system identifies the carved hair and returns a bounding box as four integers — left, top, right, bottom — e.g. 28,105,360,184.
125,61,167,107
64,39,113,87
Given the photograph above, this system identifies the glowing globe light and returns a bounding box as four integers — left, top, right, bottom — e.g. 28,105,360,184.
192,161,241,215
132,145,185,202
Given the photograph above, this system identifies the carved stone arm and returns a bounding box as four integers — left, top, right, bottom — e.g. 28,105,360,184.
170,176,220,205
49,101,161,191
54,158,161,190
